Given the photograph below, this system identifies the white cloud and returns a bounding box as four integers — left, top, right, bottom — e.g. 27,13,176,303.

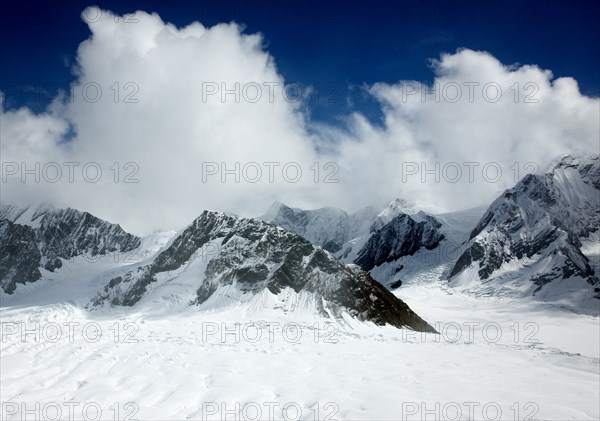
322,49,599,212
1,10,598,234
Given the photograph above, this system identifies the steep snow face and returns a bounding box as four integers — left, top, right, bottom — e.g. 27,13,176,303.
0,204,141,294
259,202,378,253
370,198,417,231
0,202,55,229
90,210,437,332
450,155,600,308
260,202,350,253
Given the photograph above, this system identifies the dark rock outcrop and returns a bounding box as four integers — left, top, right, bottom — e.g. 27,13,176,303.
355,213,444,271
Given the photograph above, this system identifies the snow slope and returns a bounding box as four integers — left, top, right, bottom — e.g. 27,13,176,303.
1,279,598,420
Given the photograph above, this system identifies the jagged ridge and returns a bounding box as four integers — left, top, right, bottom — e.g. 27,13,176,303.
449,155,600,299
0,204,141,294
90,211,437,332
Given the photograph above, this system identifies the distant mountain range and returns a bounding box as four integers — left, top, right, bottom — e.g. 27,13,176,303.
0,204,436,332
1,154,598,322
261,154,600,310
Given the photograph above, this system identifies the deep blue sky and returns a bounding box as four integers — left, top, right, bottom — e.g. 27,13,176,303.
1,0,599,124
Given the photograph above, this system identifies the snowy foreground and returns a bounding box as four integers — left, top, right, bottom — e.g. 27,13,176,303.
2,278,598,421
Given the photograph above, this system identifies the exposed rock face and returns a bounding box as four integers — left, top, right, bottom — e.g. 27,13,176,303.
0,204,141,294
449,155,600,299
355,213,444,271
38,208,141,261
90,211,437,332
0,220,42,294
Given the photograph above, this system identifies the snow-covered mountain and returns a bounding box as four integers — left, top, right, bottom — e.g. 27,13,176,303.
259,201,378,253
2,154,598,318
0,204,436,332
89,210,437,332
0,201,56,227
449,155,600,307
0,203,141,294
261,198,442,258
370,198,418,231
258,154,600,311
261,199,447,286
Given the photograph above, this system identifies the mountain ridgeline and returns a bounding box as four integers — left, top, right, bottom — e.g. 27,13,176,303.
261,155,599,309
1,154,598,317
260,200,445,272
259,202,379,254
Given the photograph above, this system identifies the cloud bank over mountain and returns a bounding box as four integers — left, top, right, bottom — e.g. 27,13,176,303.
1,7,598,234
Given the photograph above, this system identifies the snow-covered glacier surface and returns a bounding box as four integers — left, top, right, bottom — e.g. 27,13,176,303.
1,259,598,420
